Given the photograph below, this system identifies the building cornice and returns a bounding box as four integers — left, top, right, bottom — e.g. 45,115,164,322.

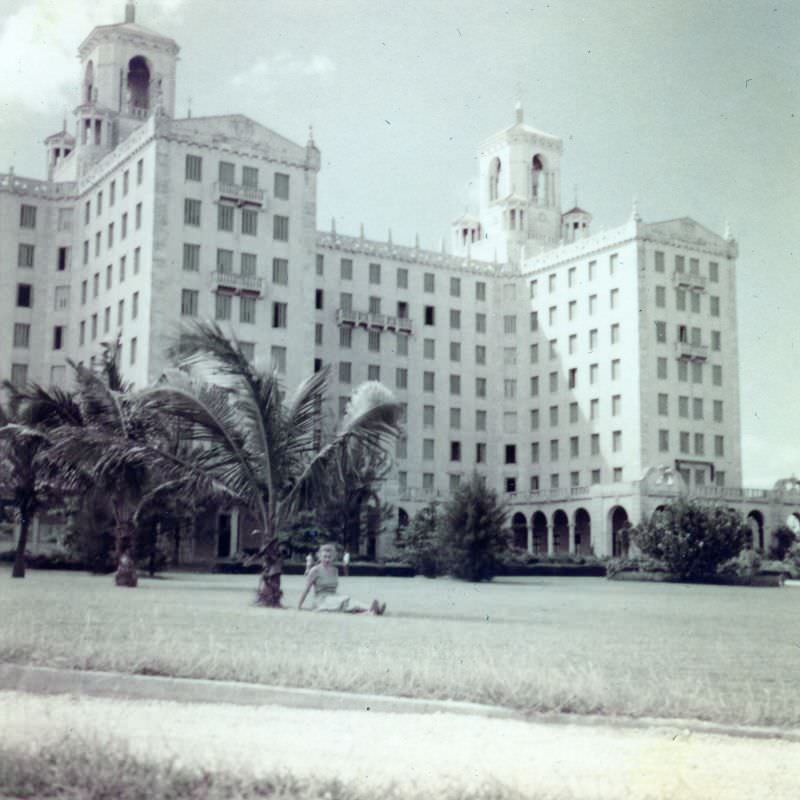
79,26,180,59
0,173,77,201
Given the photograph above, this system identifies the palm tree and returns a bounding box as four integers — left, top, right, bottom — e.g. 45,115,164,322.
143,321,402,606
0,383,65,578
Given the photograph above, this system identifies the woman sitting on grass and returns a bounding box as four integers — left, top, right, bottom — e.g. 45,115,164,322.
298,544,386,615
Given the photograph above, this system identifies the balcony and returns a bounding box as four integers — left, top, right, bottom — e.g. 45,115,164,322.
336,308,413,333
672,271,707,291
674,341,708,361
210,271,263,296
214,181,265,207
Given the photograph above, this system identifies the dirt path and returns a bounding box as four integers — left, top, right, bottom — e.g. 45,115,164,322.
2,689,799,798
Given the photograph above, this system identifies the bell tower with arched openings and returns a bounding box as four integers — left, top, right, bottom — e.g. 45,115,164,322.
73,1,179,174
463,103,564,265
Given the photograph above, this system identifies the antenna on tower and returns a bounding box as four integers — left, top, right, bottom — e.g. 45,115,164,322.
187,96,192,118
125,1,136,24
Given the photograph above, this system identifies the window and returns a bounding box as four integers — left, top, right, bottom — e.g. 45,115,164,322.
591,433,600,455
450,309,461,329
135,202,142,230
424,371,435,392
80,281,88,305
657,357,668,379
548,306,557,326
476,281,486,301
214,292,232,320
216,203,234,232
367,365,380,381
130,336,137,365
612,468,623,483
423,439,435,460
131,291,139,319
589,329,598,349
692,397,703,420
710,295,720,317
658,429,669,452
476,312,486,333
13,322,30,348
103,306,111,334
134,247,141,274
240,295,256,324
530,376,539,397
679,431,690,454
339,362,352,383
369,262,381,284
715,435,724,457
612,430,622,452
610,288,619,309
476,377,486,397
393,367,407,390
272,302,288,328
677,360,688,382
271,346,287,373
655,285,666,308
423,339,435,359
529,311,539,333
242,166,258,188
117,299,124,326
16,283,32,307
272,258,289,285
568,301,577,322
568,368,577,389
451,342,462,362
549,439,559,461
238,253,256,277
654,250,665,272
274,172,289,199
548,273,556,292
676,289,686,311
17,243,34,268
184,198,201,226
340,258,353,280
450,441,461,462
450,374,462,395
501,315,515,335
11,364,28,387
677,395,689,418
242,208,258,235
530,343,539,364
273,215,289,241
185,154,202,181
548,340,557,360
529,279,538,299
475,345,486,365
424,273,435,292
476,410,487,431
339,327,352,350
97,191,103,217
396,438,407,460
503,379,516,399
610,323,620,344
713,365,723,386
83,240,89,265
590,399,599,420
589,294,597,315
657,393,668,416
714,400,723,422
655,321,667,343
397,333,408,356
611,359,620,380
688,292,700,313
123,170,129,195
95,232,101,256
20,204,37,229
549,406,559,426
530,409,540,430
505,444,517,464
136,158,144,185
709,262,719,282
424,306,435,326
315,289,323,310
691,361,703,384
368,331,381,352
694,433,705,456
549,371,558,392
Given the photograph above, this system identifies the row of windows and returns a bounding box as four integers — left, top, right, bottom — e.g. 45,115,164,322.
82,204,142,264
654,286,721,314
655,323,723,349
183,198,288,240
657,393,725,421
529,254,620,298
84,159,144,224
12,323,64,350
654,251,720,282
657,357,724,386
184,154,289,198
78,292,140,345
79,248,142,305
397,469,630,494
16,243,71,272
658,430,726,457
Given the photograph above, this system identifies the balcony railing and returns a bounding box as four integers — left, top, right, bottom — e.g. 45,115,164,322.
210,271,263,295
673,271,707,291
336,308,413,333
674,341,709,361
397,487,442,502
215,181,265,207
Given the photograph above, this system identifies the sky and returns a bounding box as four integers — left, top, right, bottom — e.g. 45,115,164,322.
0,0,798,487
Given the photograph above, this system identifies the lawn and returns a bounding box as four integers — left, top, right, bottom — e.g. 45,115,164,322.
2,567,799,727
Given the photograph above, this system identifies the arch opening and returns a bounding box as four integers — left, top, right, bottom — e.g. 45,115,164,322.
127,56,151,112
552,509,569,554
610,506,630,558
574,508,591,555
511,512,528,550
747,510,765,551
531,154,545,204
531,511,547,554
489,157,501,202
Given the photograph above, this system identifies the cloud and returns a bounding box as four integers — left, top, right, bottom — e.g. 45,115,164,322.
230,53,336,89
0,0,187,114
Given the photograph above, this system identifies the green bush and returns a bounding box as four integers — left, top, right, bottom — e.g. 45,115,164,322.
439,473,509,582
400,501,442,577
631,500,749,581
768,525,797,561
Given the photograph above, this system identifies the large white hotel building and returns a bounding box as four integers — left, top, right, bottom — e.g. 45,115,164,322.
2,4,799,560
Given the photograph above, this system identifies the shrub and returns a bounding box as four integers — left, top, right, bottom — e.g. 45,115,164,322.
605,555,668,578
718,549,762,579
631,499,749,581
439,473,509,582
400,501,442,577
768,525,797,561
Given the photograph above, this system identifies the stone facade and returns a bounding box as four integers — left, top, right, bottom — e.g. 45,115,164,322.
2,6,798,561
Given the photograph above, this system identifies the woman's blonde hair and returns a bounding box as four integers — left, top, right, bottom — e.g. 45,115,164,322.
318,543,336,556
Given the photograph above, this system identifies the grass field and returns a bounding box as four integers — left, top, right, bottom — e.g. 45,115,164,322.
2,567,799,727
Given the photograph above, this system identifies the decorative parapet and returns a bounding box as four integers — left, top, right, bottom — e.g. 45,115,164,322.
210,271,263,295
0,173,77,200
215,181,265,207
317,231,497,275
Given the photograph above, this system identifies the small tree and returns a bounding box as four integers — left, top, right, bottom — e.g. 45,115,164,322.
401,501,441,577
768,525,797,561
439,473,509,582
632,499,749,581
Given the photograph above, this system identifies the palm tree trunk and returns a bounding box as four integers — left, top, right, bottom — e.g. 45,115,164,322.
114,519,138,587
11,511,31,579
256,520,282,607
